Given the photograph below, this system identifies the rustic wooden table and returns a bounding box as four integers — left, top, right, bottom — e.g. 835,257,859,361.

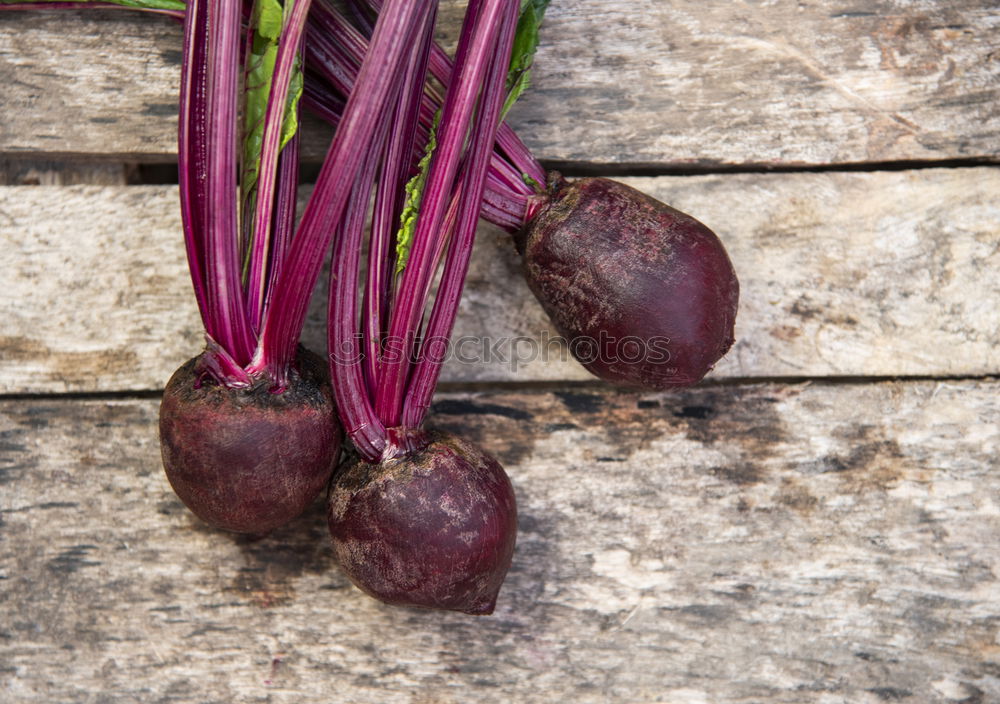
2,2,999,702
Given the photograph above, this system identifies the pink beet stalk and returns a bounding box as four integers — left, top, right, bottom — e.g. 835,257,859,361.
2,0,543,232
251,0,433,385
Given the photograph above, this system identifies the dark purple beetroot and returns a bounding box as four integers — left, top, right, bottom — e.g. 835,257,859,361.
159,349,341,534
517,176,739,389
327,431,517,615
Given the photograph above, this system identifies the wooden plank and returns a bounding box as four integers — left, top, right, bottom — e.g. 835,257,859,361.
630,168,1000,382
2,167,998,393
518,0,1000,167
0,12,181,161
2,3,999,165
0,11,332,163
1,380,999,702
0,186,201,393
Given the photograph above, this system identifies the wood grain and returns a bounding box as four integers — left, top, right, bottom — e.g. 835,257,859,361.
2,2,999,165
2,167,998,393
2,380,998,702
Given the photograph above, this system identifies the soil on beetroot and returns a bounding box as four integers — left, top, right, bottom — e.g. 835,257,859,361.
159,349,341,535
327,430,517,615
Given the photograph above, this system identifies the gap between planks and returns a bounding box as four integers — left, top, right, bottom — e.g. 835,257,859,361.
1,373,997,404
4,156,999,188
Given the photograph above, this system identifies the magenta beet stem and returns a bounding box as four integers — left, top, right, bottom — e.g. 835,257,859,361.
374,0,511,428
401,0,519,428
251,0,434,381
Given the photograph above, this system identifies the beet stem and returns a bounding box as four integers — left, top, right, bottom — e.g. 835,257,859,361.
244,3,311,333
1,0,543,225
261,131,300,322
401,0,518,428
362,11,437,399
374,0,510,428
199,0,256,366
0,2,183,14
252,0,433,381
327,111,394,461
176,0,211,332
305,0,540,219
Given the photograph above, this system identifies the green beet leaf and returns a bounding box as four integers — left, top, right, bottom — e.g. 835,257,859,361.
501,0,550,119
394,111,441,276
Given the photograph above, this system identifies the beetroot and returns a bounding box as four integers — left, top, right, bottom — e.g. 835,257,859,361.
159,349,340,534
320,0,521,614
516,176,739,389
327,431,517,615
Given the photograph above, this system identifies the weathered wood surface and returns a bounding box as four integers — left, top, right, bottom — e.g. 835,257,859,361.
4,0,997,700
2,380,999,702
2,2,999,165
2,167,998,393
